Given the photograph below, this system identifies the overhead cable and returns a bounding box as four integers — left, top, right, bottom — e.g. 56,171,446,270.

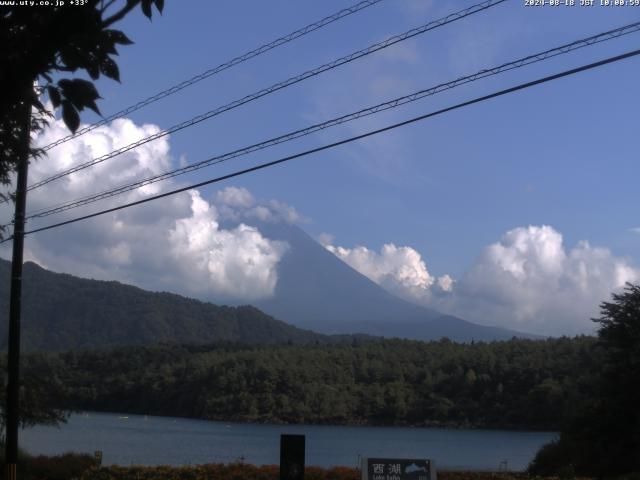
38,0,388,152
22,20,640,221
25,0,506,193
5,47,637,242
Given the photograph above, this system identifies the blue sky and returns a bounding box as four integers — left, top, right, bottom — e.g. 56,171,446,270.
99,0,640,275
3,0,639,335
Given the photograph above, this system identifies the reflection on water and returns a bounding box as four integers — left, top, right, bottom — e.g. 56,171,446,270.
21,412,556,471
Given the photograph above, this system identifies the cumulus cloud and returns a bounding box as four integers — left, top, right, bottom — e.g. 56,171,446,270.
0,117,290,302
215,186,255,209
168,191,287,300
317,232,335,246
436,274,454,292
325,242,451,302
448,226,640,335
30,117,172,199
214,186,307,225
4,113,638,335
325,226,640,335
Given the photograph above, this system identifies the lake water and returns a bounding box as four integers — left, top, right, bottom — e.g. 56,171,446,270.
21,412,556,471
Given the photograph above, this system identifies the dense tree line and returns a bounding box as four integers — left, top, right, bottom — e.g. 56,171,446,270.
530,284,640,477
15,336,598,431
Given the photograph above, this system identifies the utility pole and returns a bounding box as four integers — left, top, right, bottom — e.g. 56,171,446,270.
4,96,31,480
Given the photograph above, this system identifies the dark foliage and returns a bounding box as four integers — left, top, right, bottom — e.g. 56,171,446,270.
0,448,95,480
0,0,163,206
0,260,340,350
21,336,598,430
23,452,96,480
529,283,640,477
77,465,541,480
0,352,69,438
592,284,640,474
528,440,575,478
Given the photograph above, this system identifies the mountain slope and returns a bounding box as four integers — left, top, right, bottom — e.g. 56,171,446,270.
253,222,536,341
0,223,536,349
0,259,333,351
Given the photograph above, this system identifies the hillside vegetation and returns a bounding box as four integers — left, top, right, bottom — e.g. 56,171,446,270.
0,260,337,350
20,336,597,430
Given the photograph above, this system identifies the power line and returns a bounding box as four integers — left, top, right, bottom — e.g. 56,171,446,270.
21,20,640,222
7,47,637,242
38,0,387,153
28,0,504,191
25,0,506,193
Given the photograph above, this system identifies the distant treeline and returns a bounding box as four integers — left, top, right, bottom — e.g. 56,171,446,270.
16,336,600,430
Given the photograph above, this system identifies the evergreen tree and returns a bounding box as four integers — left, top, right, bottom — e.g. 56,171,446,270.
530,283,640,477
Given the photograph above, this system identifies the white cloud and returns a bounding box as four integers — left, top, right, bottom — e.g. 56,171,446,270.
443,226,640,335
630,227,640,235
325,242,450,302
5,113,638,335
0,117,290,302
325,226,640,336
102,242,131,266
215,186,255,208
168,192,287,300
317,232,335,246
213,186,307,224
437,274,454,292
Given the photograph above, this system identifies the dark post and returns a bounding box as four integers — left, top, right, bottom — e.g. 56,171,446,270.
4,97,31,480
280,434,305,480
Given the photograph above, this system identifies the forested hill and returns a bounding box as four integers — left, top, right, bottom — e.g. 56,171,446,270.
0,259,341,350
26,336,599,430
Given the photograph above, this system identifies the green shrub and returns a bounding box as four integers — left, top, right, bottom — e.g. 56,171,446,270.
21,452,96,480
1,447,95,480
528,439,572,477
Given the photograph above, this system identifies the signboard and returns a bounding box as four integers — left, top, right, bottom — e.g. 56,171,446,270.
361,458,436,480
280,434,305,480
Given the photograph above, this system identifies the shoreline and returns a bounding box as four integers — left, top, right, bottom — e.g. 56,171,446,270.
68,409,561,433
23,412,556,472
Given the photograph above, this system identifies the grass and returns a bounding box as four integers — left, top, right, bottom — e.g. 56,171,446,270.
77,464,592,480
0,451,596,480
